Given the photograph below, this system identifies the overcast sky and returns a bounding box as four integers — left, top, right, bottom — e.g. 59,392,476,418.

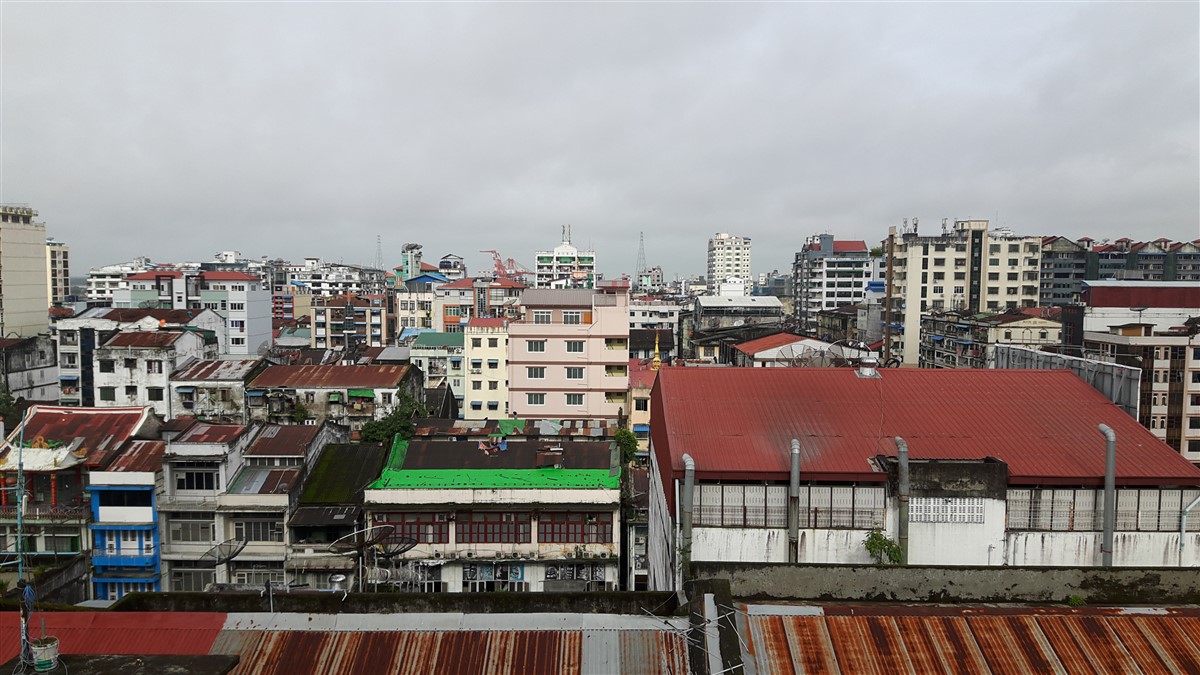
2,3,1197,282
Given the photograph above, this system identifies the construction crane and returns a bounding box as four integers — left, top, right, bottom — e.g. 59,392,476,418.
480,250,533,282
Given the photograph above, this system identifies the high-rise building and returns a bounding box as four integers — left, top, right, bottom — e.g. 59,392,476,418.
534,226,596,289
706,233,751,296
0,205,50,336
46,238,70,307
792,235,879,333
885,219,1041,365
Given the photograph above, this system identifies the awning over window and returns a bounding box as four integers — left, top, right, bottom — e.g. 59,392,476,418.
328,393,342,403
246,391,265,397
58,375,79,381
633,424,650,432
175,386,196,393
930,335,945,342
348,388,375,398
956,340,974,346
487,360,499,366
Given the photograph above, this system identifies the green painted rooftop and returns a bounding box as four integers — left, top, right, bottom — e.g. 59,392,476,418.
411,332,465,348
368,438,620,490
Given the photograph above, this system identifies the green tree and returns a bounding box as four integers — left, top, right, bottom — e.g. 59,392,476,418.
359,392,427,444
863,528,902,565
614,426,638,465
290,401,310,424
869,246,884,257
0,385,17,429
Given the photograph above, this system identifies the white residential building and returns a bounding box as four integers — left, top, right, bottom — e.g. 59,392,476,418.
85,257,158,303
92,329,218,417
706,232,752,296
792,235,879,333
46,238,70,306
284,257,387,296
534,227,596,289
629,300,681,332
462,318,509,419
0,205,50,336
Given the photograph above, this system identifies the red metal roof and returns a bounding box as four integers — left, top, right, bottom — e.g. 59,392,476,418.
732,333,805,356
651,368,1200,489
244,424,321,456
103,331,184,348
173,358,263,382
107,440,166,472
0,612,224,662
250,365,413,389
743,607,1200,674
468,317,508,328
100,308,202,324
175,423,249,444
198,271,260,281
628,358,659,390
4,406,154,468
1081,281,1200,309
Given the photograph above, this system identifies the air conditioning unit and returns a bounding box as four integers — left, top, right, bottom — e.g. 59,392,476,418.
433,551,443,559
634,537,646,546
493,551,503,559
598,552,609,559
465,551,474,558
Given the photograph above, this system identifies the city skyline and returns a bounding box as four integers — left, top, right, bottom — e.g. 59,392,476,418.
2,3,1196,280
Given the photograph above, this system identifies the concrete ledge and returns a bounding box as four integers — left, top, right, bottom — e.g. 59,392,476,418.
692,562,1200,604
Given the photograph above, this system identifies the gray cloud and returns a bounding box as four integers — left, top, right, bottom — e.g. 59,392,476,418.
2,3,1196,282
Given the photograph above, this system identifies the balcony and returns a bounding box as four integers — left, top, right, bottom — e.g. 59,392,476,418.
0,504,88,523
92,548,157,568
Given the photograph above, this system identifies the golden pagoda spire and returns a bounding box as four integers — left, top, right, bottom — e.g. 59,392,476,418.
651,331,662,371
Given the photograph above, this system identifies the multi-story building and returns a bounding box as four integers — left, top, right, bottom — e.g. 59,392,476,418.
885,219,1042,365
647,367,1200,592
169,358,266,424
1039,236,1091,305
534,228,596,289
1039,237,1200,306
284,257,387,296
113,270,272,355
55,308,225,407
636,265,664,292
85,257,156,304
364,437,621,593
919,309,1062,369
410,332,465,406
46,238,70,307
508,282,630,420
0,406,160,572
92,329,218,416
628,358,658,454
792,235,878,333
0,335,58,401
628,299,680,332
89,439,165,600
463,318,508,420
245,364,422,438
0,205,50,336
394,271,444,335
678,295,784,361
437,254,468,282
310,294,391,349
706,232,752,296
629,329,674,362
433,277,525,332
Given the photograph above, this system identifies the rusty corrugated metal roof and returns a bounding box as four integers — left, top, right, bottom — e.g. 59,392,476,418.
651,368,1200,487
107,440,166,472
0,612,224,662
732,333,805,356
173,358,263,382
103,331,184,348
743,606,1200,674
249,364,412,389
100,308,202,324
243,424,320,457
174,423,249,444
2,405,154,469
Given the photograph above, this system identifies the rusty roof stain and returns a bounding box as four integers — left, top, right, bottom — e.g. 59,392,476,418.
244,424,320,457
107,440,166,472
174,359,263,381
743,606,1200,674
174,423,249,444
99,308,203,324
103,331,184,348
2,405,154,468
249,365,412,389
227,466,300,495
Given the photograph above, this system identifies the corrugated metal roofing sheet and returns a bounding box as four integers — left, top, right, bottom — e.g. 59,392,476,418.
173,358,263,382
2,405,153,469
175,423,248,444
103,331,184,348
243,424,319,456
107,439,166,472
652,368,1200,487
100,308,202,324
249,364,412,388
0,612,225,662
732,333,805,356
744,609,1200,674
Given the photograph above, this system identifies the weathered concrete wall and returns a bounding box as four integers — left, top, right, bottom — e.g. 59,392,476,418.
692,562,1200,604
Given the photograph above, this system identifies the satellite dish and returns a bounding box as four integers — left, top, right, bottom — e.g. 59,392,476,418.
328,525,395,555
374,535,419,559
197,538,247,568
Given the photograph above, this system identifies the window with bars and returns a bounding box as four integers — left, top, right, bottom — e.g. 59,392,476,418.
538,512,613,543
455,512,531,543
693,484,884,529
1006,488,1200,532
910,497,985,523
379,512,450,543
168,517,215,543
235,520,284,542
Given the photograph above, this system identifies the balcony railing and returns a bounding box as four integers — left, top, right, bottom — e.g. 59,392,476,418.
0,505,88,521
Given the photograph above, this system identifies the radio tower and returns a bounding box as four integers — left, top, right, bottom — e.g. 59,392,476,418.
634,231,647,292
375,235,383,271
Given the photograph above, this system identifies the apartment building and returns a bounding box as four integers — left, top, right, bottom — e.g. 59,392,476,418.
433,277,525,332
628,359,657,453
245,364,422,437
436,254,467,282
409,332,465,405
284,257,387,296
792,235,879,333
310,294,391,349
394,272,444,334
647,367,1200,592
86,257,156,303
1040,236,1200,305
628,299,680,332
463,318,509,419
89,440,165,600
678,295,784,361
46,238,70,307
918,309,1061,369
706,232,752,296
113,270,272,355
92,329,218,416
0,205,50,336
534,228,596,289
0,335,58,401
364,438,621,593
507,283,630,420
886,219,1042,365
169,358,265,424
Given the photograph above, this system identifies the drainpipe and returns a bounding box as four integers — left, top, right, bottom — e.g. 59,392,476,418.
1099,424,1116,568
1180,493,1200,567
894,436,910,566
788,439,800,563
680,454,696,580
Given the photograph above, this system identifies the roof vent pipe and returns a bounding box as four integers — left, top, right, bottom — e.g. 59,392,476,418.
680,454,696,586
857,356,880,378
788,439,800,563
1180,493,1200,567
1099,424,1116,568
895,436,910,565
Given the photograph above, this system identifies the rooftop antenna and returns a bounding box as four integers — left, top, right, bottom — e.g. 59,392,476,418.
328,524,394,593
375,235,383,272
635,232,647,292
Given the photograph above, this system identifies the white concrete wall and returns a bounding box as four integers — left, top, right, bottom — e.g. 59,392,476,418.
908,499,1007,566
693,527,790,563
646,448,677,592
1007,531,1200,568
0,220,49,336
98,505,155,523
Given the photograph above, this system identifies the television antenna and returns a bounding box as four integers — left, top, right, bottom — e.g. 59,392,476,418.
328,525,395,592
197,538,247,570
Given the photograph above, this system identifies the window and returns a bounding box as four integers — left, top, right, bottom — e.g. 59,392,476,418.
99,360,115,373
471,359,483,369
488,381,498,390
230,302,245,311
488,338,499,348
379,512,450,544
147,360,163,374
566,393,584,406
565,340,584,353
563,311,582,324
234,520,283,542
175,468,218,491
635,398,649,412
527,393,545,406
147,387,164,401
1008,258,1018,266
169,517,215,543
472,338,482,348
989,258,1000,266
456,511,531,543
472,380,482,391
231,337,246,346
527,367,545,379
565,367,584,380
533,310,552,324
527,340,546,353
124,358,137,369
230,320,245,330
538,512,613,543
99,387,116,402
